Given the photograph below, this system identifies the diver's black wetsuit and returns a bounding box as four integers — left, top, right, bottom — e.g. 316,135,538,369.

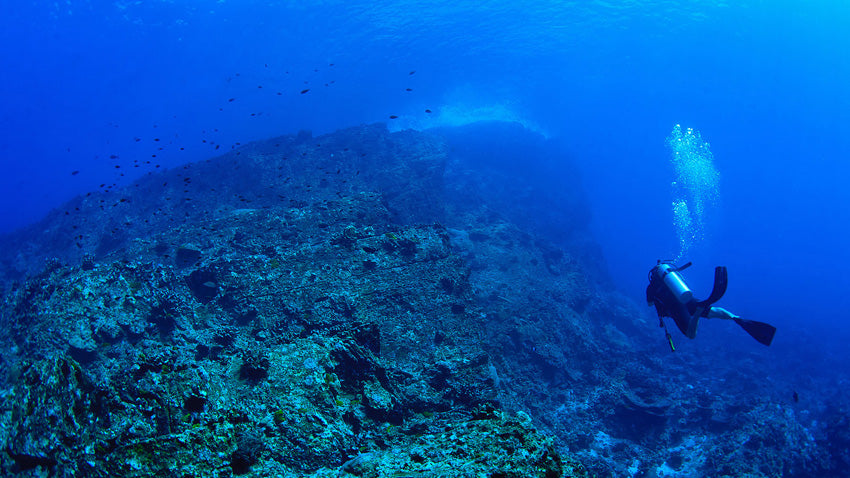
646,263,727,339
646,272,707,339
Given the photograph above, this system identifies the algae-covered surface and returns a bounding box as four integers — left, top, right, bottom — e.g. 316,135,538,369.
0,122,843,477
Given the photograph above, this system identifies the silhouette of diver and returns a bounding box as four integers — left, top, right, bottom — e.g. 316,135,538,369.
646,261,776,350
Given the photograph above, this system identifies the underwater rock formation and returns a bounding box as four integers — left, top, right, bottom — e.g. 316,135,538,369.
0,122,836,476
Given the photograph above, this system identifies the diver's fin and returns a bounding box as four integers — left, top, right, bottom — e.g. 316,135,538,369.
698,266,727,307
733,318,776,346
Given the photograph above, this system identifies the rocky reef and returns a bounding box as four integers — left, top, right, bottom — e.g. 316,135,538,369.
0,122,843,476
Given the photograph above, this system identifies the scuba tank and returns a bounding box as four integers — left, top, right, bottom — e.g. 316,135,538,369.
653,262,693,304
648,261,696,350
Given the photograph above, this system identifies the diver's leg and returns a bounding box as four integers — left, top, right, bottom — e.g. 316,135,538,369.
707,307,740,320
672,301,699,339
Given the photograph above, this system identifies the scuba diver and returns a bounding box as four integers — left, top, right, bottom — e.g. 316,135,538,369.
647,260,776,350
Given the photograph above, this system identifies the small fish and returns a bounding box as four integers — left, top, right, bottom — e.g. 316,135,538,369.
71,170,80,176
405,88,412,91
425,109,432,113
228,98,235,102
389,115,398,119
202,281,217,288
301,89,310,94
409,70,415,75
110,154,119,159
793,391,799,403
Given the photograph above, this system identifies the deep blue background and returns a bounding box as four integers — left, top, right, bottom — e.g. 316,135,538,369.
2,1,849,355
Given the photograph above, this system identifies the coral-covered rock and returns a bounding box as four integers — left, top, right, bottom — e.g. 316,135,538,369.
0,123,840,477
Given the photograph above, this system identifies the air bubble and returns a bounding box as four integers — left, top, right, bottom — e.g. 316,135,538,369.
667,125,720,260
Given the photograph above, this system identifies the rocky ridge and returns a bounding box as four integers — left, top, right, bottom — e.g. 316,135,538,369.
0,122,840,477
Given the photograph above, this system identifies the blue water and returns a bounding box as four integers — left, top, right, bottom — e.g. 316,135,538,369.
3,1,849,355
